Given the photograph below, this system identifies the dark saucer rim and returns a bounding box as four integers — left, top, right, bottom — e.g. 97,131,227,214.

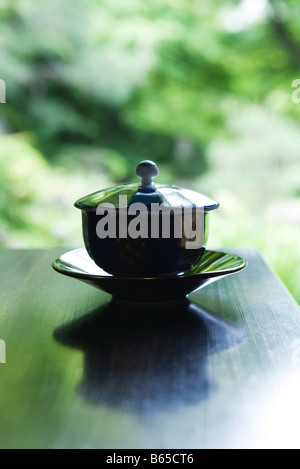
52,248,248,282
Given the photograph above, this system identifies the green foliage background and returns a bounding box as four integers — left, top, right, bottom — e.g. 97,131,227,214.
0,0,299,302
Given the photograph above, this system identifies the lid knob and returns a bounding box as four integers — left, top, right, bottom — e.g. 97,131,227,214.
136,160,159,191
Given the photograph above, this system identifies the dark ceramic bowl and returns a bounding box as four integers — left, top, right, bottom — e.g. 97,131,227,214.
75,161,219,277
79,209,210,276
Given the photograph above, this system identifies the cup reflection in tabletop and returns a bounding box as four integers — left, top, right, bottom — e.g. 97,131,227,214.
53,299,245,417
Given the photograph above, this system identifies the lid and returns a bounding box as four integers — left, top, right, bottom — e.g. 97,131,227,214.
75,160,219,212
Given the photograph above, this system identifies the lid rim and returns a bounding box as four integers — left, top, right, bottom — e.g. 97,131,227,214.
75,183,219,212
75,202,220,212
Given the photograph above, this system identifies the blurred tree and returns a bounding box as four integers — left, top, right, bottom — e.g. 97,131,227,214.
0,0,299,181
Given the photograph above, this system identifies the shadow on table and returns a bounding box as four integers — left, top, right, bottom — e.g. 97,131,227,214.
53,300,244,417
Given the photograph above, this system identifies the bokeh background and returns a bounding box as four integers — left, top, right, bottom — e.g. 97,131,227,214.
0,0,299,302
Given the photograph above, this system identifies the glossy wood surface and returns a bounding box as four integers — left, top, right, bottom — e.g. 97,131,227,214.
0,248,299,449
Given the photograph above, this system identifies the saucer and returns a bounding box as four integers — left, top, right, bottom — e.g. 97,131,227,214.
52,248,247,303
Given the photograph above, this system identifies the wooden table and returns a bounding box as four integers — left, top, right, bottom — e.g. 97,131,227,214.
0,248,299,449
